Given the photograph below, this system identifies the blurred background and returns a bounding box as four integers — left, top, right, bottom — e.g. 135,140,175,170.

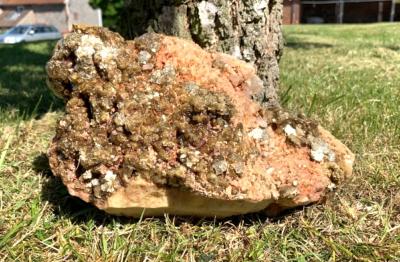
0,0,102,34
283,0,400,24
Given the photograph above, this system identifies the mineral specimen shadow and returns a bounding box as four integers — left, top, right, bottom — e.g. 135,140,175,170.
33,153,105,222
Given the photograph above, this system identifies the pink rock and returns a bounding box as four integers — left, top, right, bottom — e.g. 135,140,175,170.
46,26,354,218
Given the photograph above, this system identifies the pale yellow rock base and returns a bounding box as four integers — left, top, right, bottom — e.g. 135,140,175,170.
103,177,273,218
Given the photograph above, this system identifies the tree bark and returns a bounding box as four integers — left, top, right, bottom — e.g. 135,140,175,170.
120,0,283,107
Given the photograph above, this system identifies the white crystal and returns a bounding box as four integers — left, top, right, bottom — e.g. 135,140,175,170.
82,170,92,180
311,147,325,162
248,127,267,140
100,182,115,193
104,170,116,182
91,179,99,186
283,124,297,137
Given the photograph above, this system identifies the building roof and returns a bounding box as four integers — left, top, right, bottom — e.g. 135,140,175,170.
0,0,64,5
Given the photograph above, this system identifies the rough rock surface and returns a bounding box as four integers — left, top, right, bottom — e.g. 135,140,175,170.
121,0,283,107
46,26,354,218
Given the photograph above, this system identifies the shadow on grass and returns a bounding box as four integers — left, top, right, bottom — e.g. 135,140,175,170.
386,45,400,52
33,153,307,227
285,40,333,50
0,41,64,119
33,153,109,224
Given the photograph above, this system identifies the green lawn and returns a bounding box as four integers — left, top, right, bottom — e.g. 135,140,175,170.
0,24,399,261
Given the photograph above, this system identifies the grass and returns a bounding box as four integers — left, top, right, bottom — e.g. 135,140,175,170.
0,23,399,261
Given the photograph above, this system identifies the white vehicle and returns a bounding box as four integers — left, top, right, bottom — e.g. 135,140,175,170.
0,24,62,44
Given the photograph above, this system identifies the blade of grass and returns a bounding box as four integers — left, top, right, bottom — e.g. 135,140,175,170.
0,221,26,250
281,85,294,106
307,93,318,116
323,94,345,107
29,95,43,119
11,202,48,248
0,134,12,171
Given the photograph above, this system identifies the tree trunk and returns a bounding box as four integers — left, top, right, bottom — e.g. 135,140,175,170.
120,0,283,107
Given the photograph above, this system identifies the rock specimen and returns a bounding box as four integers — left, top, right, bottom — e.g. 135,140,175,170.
46,25,354,218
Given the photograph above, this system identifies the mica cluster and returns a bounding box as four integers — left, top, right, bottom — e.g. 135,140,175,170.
46,26,354,218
